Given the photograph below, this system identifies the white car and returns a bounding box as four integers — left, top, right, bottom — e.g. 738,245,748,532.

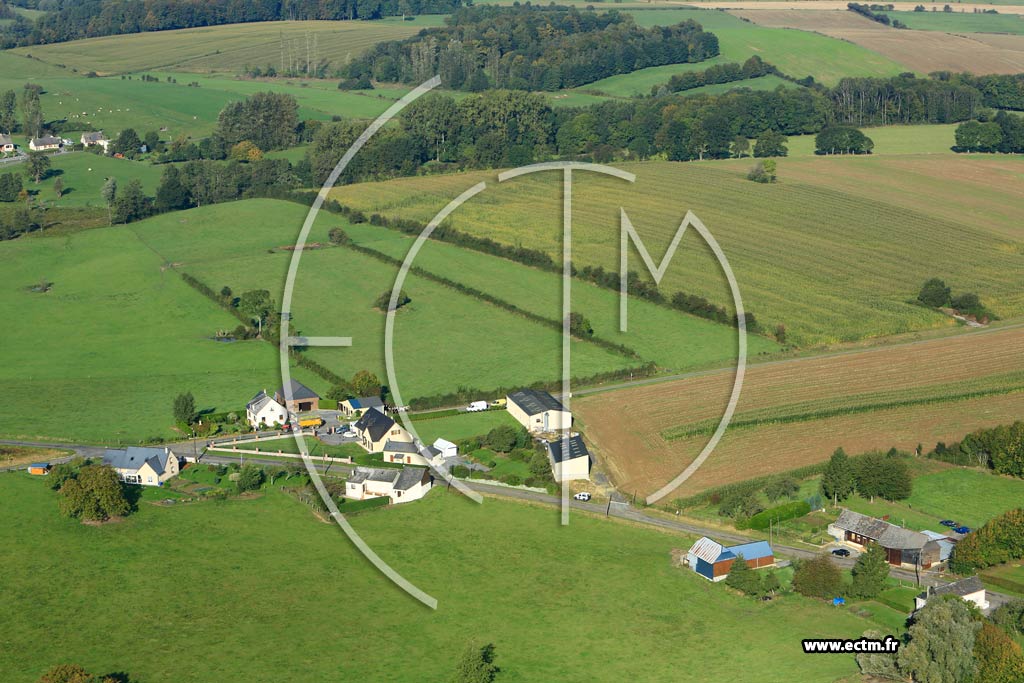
342,430,357,438
573,492,592,502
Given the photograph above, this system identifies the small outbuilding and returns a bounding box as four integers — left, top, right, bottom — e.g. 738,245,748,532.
915,576,989,612
28,462,50,475
686,537,775,582
0,134,14,153
340,395,385,417
545,434,590,482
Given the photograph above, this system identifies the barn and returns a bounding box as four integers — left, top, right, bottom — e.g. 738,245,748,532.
686,537,775,582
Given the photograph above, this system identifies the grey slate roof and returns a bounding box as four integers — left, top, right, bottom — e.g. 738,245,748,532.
383,440,419,453
246,389,276,412
347,466,426,491
32,136,61,146
103,447,175,475
394,467,427,491
276,379,319,401
508,389,565,416
547,434,589,463
355,407,396,442
81,131,107,143
919,576,985,600
349,396,384,410
833,509,931,550
0,134,12,145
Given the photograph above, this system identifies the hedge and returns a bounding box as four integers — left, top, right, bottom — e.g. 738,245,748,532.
741,500,812,530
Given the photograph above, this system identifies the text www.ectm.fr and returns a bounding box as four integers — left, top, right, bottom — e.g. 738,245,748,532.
802,636,900,654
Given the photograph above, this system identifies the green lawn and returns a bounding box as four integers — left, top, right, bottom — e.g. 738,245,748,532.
466,447,533,479
0,209,325,443
0,472,874,682
883,10,1024,34
410,409,519,444
341,221,779,370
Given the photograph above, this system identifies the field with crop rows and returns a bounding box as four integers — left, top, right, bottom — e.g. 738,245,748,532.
332,156,1024,346
882,9,1024,34
9,20,436,75
575,325,1024,498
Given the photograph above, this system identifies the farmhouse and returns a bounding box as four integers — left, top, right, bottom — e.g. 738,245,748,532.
102,446,180,486
914,576,989,612
545,434,590,482
686,537,776,582
345,466,431,504
80,131,110,151
275,379,320,413
0,134,14,152
28,136,61,151
340,395,384,418
506,389,572,433
828,509,941,568
354,407,411,452
245,389,288,429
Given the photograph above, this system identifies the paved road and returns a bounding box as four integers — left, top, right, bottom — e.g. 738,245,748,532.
0,439,105,471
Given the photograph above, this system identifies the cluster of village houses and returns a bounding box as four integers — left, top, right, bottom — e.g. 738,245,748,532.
0,131,111,154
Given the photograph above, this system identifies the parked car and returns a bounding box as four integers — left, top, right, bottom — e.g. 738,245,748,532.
954,526,971,535
573,492,592,502
831,548,851,557
940,520,957,528
342,430,357,438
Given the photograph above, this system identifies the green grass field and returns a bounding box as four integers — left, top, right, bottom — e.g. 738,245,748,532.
409,409,518,443
9,20,437,75
0,209,325,443
7,152,165,208
784,123,958,156
883,10,1024,34
127,199,635,401
619,9,905,86
341,221,780,369
0,472,875,682
332,156,1024,346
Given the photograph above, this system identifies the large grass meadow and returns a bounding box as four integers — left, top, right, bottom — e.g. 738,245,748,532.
10,152,165,208
332,156,1024,347
0,206,324,443
883,9,1024,34
0,472,873,682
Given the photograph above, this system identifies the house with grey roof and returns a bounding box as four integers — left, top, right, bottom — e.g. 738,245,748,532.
246,389,287,429
0,133,14,153
382,439,432,466
29,136,61,151
274,379,320,413
354,406,410,452
545,433,590,482
828,509,941,568
80,130,110,151
915,576,989,612
345,466,431,504
102,446,180,486
340,395,384,418
506,389,572,433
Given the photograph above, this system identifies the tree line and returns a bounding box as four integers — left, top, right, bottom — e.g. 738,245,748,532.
652,55,775,96
342,5,719,91
928,421,1024,478
955,110,1024,154
0,0,464,49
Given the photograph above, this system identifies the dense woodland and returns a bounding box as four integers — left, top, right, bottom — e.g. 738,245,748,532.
0,0,463,48
343,5,719,90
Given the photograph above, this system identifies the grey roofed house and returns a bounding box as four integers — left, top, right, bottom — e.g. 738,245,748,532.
81,131,108,143
346,466,426,490
355,407,396,441
833,509,932,549
246,389,275,412
102,446,175,475
384,439,419,454
350,396,384,410
919,576,984,600
0,133,12,146
508,388,565,416
31,135,61,146
547,434,589,463
395,467,428,491
276,379,319,401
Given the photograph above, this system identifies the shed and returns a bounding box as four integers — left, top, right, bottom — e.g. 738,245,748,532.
686,537,776,582
28,463,50,475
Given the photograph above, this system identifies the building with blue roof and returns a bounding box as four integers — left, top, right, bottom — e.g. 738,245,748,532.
686,537,776,582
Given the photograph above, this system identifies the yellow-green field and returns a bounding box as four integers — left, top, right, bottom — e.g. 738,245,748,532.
9,19,440,75
332,155,1024,346
783,123,958,157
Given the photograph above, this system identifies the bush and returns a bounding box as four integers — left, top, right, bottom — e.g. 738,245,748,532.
793,555,842,598
918,278,951,308
745,500,811,530
451,465,470,478
236,464,266,492
501,474,522,486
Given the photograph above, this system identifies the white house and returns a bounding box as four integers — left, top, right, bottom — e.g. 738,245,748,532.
545,434,590,482
354,407,411,452
345,466,431,504
506,389,572,433
80,131,110,151
383,439,432,466
0,134,14,153
246,389,288,429
102,446,180,486
340,395,385,418
915,576,989,612
29,136,61,151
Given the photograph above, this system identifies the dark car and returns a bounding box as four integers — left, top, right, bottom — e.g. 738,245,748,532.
940,520,957,528
954,526,971,534
831,548,851,557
